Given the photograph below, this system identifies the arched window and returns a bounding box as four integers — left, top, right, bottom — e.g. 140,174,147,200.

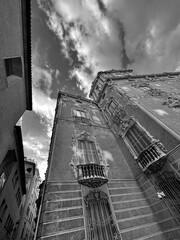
85,190,121,240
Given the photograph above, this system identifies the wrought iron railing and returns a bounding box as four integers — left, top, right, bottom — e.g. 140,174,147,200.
77,164,108,188
137,142,167,173
156,171,180,222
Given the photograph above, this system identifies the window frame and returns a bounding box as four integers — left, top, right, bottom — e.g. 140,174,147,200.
73,109,90,122
77,139,99,164
4,57,23,86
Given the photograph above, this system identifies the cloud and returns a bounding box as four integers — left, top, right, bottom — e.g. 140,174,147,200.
23,138,49,179
33,88,56,138
32,40,57,138
102,150,114,162
38,0,180,95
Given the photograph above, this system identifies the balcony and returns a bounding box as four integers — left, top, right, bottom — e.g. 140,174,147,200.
137,142,167,173
77,164,108,188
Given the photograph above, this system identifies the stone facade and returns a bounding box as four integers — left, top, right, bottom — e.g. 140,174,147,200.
16,160,40,240
36,70,180,240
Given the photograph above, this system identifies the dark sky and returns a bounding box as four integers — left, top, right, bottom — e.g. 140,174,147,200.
22,0,180,179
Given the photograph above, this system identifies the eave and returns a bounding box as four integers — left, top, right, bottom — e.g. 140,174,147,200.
21,0,32,111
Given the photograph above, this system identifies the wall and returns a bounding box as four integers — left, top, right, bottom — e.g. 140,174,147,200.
0,0,27,164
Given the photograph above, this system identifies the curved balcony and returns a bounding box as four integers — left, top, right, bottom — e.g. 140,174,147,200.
137,142,167,173
77,164,108,188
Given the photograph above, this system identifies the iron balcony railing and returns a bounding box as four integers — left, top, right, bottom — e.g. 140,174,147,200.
137,141,167,173
77,164,108,188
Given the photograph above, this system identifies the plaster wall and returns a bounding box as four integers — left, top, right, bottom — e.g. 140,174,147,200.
0,0,27,164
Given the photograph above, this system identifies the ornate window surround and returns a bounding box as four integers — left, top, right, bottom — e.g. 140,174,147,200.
84,189,121,240
119,118,167,173
70,131,109,179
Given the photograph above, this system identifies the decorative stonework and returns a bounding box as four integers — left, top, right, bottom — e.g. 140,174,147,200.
85,189,121,240
136,141,167,173
162,96,180,108
118,117,136,137
77,164,108,188
70,131,109,186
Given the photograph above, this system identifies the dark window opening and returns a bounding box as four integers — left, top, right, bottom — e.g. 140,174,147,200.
5,57,22,78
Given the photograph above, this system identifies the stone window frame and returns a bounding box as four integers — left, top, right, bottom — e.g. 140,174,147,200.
84,189,121,240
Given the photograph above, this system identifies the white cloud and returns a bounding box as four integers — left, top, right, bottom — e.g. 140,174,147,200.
33,88,56,138
102,150,114,162
153,109,168,116
23,138,49,179
38,0,180,95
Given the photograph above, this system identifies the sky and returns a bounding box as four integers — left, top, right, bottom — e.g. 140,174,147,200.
22,0,180,179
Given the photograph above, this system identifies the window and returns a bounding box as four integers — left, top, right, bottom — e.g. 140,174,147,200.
4,57,22,86
125,122,151,155
0,151,15,192
108,100,118,115
73,109,90,122
107,99,126,125
4,214,14,235
15,188,21,207
85,190,121,240
0,199,7,222
12,170,18,188
5,57,22,78
101,92,106,100
78,140,99,164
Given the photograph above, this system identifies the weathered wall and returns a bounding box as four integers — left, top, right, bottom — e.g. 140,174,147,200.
0,0,26,164
48,94,134,182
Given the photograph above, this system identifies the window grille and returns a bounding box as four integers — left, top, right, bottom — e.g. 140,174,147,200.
85,190,121,240
156,171,180,220
78,140,99,164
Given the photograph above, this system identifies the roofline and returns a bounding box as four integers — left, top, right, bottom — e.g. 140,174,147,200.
58,90,97,105
111,71,180,81
14,126,26,194
89,70,180,97
21,0,32,110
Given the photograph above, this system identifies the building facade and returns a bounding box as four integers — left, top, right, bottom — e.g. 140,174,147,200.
36,70,180,240
0,0,32,239
16,160,40,240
